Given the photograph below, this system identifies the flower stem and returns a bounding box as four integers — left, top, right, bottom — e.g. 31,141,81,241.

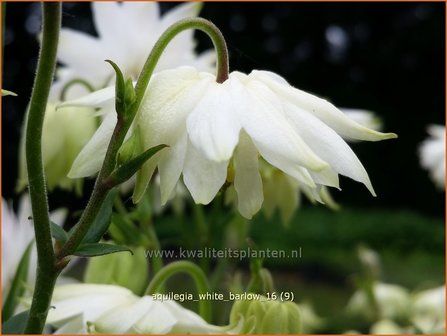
131,17,229,121
145,261,212,322
24,3,61,333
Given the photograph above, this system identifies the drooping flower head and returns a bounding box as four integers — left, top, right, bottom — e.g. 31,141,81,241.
64,66,396,219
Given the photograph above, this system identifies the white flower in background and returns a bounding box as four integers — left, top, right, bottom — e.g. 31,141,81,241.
63,67,396,219
410,286,445,334
1,195,66,303
45,284,239,334
346,282,410,321
341,108,383,132
52,2,215,100
17,103,97,193
369,319,405,334
419,125,445,189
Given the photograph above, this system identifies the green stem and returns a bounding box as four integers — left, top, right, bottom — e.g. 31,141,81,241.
147,224,163,275
59,78,95,101
24,3,61,334
131,18,229,121
145,261,212,322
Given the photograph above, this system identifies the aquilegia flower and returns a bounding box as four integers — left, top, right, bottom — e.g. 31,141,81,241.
51,2,215,100
419,125,445,189
63,66,396,219
2,195,66,302
44,284,239,334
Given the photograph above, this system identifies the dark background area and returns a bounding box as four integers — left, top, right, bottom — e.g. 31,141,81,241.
3,2,445,218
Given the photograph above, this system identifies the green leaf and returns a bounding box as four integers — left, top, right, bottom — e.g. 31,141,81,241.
109,214,141,246
50,222,68,243
81,188,119,244
2,310,29,334
74,243,133,257
2,242,33,322
106,144,167,187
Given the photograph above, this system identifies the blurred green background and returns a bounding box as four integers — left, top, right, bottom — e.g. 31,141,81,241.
2,2,445,332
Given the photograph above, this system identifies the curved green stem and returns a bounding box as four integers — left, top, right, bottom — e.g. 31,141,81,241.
145,261,212,322
24,3,61,334
131,18,229,120
59,78,95,101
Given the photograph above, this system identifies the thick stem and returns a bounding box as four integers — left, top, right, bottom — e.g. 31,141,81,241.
145,261,212,322
24,3,61,334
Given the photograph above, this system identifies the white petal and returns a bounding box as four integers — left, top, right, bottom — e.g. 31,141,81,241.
53,314,86,334
227,73,327,182
161,2,202,30
132,299,177,334
68,112,116,178
251,70,397,141
159,131,188,204
283,101,375,195
58,86,115,109
48,284,134,325
186,81,241,162
58,29,106,76
183,141,228,204
92,3,125,42
233,132,263,219
122,2,159,32
94,297,153,334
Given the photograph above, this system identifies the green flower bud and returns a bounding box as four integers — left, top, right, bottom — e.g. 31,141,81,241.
84,245,148,296
230,295,301,334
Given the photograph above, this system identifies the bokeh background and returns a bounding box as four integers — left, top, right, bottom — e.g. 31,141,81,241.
2,2,445,333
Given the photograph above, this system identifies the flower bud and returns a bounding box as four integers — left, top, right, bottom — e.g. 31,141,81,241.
230,295,301,334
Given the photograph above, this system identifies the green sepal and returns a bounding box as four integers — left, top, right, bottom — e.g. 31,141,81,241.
2,242,33,322
74,242,133,257
106,144,167,187
2,310,29,334
117,126,143,166
105,59,135,120
50,222,68,244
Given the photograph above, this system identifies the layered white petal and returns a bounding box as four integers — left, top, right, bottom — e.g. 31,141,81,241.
68,112,116,178
131,300,177,334
183,141,229,204
282,101,375,195
229,72,329,173
58,86,115,109
187,81,241,162
233,132,263,219
159,131,188,204
251,70,397,141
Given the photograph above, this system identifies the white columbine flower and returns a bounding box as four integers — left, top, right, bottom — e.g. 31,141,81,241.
1,195,66,303
45,284,239,334
52,2,215,100
347,282,410,321
410,286,445,334
63,67,396,219
419,125,445,189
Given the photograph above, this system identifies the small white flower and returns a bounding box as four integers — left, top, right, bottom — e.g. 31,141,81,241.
63,67,396,219
419,125,445,189
52,2,215,100
347,282,410,321
410,286,445,334
1,195,66,303
46,284,239,334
